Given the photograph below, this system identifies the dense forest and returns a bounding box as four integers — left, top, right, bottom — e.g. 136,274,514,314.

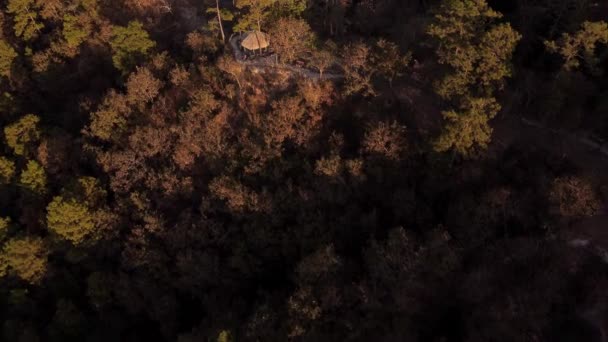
0,0,607,340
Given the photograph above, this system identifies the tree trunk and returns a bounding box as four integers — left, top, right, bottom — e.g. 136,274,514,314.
216,0,226,42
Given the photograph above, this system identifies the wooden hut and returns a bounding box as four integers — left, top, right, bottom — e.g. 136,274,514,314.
240,31,270,55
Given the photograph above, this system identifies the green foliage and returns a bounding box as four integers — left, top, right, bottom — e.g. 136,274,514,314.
19,160,46,194
433,97,500,156
0,217,10,241
0,40,18,78
428,0,521,99
4,114,41,156
373,39,411,86
62,14,91,48
217,330,232,342
234,0,275,32
7,0,44,41
71,177,107,207
0,156,16,184
428,0,520,155
271,0,307,19
546,21,608,73
110,21,155,72
0,236,48,284
46,196,95,245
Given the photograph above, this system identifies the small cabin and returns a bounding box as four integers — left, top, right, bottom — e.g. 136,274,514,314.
240,31,270,56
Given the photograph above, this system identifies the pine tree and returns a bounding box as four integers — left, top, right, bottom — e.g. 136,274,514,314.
0,156,16,184
109,21,155,72
4,114,41,156
46,196,95,245
7,0,44,41
433,97,500,156
234,0,275,32
546,21,608,73
0,40,17,78
0,236,48,284
19,160,46,194
428,0,520,156
428,0,521,100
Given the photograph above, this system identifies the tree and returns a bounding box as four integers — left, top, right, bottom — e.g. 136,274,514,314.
427,0,521,99
549,176,600,219
62,14,92,48
87,90,131,141
7,0,44,41
362,121,408,160
46,177,108,245
4,114,41,156
545,21,608,73
269,18,314,64
373,39,411,88
0,236,48,284
0,156,16,184
0,217,10,241
309,48,334,79
126,67,162,105
0,40,17,78
433,96,500,156
19,160,46,194
110,21,156,73
205,0,234,42
428,0,520,156
46,196,95,245
272,0,307,19
342,42,376,97
234,0,275,33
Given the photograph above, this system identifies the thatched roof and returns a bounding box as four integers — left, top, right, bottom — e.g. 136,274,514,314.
241,31,270,51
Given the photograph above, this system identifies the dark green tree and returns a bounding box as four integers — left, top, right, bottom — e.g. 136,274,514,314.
110,21,155,72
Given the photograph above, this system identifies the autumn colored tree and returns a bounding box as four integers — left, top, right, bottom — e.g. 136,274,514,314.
362,121,408,160
342,42,375,96
549,176,600,219
309,48,334,79
110,21,155,73
269,18,314,64
373,39,411,88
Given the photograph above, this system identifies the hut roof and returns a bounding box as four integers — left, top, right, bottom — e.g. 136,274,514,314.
241,31,270,51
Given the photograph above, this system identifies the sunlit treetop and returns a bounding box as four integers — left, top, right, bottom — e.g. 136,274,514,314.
546,21,608,73
428,0,521,99
0,40,17,78
0,156,16,184
19,160,47,194
433,96,501,156
4,114,41,156
0,236,48,284
7,0,44,41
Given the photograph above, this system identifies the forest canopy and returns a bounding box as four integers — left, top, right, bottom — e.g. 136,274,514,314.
0,0,607,341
